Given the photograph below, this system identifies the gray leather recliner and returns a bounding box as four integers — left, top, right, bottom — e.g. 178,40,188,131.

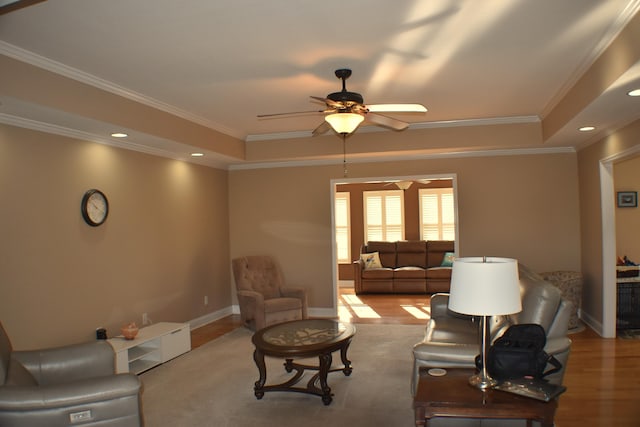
412,264,573,396
0,321,143,427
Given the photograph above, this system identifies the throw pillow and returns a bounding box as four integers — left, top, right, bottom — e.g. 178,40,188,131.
360,252,382,269
441,252,455,267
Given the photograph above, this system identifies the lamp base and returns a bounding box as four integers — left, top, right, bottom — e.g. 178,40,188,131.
468,373,498,390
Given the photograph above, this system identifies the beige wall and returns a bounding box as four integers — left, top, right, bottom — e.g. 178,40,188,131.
229,151,581,310
577,118,640,332
615,156,640,261
0,124,231,349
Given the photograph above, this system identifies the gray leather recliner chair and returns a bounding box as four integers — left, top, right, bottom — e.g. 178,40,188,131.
0,321,143,427
412,264,573,396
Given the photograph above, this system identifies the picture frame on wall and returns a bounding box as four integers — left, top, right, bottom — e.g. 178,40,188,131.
617,191,637,208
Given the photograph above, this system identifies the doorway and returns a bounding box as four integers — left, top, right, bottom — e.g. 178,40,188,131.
601,148,640,337
329,173,459,317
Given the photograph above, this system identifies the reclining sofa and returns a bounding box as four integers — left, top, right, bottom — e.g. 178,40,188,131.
353,240,455,294
0,322,143,426
411,263,572,395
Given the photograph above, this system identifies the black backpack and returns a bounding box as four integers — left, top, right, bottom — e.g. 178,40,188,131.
476,323,562,381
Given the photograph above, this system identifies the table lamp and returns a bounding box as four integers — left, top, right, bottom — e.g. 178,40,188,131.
448,257,522,390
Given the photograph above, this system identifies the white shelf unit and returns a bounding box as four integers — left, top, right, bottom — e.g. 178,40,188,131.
108,322,191,374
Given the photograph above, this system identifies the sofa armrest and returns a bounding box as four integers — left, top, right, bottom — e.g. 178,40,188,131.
429,293,451,319
281,286,308,318
237,289,265,321
353,259,364,294
12,341,115,385
0,373,140,410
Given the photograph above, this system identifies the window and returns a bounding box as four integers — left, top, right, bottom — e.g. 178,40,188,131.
363,190,404,242
419,188,455,240
335,192,351,263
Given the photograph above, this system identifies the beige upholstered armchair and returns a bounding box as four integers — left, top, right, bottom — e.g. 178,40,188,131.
0,321,143,427
232,256,308,331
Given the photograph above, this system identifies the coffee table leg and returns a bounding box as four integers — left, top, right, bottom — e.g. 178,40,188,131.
340,339,353,376
253,348,266,399
319,352,333,405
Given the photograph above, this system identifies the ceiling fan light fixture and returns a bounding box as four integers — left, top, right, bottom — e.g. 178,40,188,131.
325,113,364,134
395,181,413,190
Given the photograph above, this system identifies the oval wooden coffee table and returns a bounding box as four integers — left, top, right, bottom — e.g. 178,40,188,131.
251,319,356,405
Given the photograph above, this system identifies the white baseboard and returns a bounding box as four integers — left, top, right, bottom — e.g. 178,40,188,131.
189,306,234,330
191,305,338,329
579,309,605,337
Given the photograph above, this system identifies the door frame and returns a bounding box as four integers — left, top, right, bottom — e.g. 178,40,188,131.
329,173,459,316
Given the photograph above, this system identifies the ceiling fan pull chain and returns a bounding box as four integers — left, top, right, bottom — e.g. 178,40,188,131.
343,134,348,177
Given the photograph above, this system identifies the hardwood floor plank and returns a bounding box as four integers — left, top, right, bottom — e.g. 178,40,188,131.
190,289,640,426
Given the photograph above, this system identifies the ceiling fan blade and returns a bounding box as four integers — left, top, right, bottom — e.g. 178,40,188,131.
310,96,344,109
367,104,427,113
312,120,331,136
257,110,323,118
366,112,409,131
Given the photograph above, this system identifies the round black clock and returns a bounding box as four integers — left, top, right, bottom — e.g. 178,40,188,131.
81,189,109,226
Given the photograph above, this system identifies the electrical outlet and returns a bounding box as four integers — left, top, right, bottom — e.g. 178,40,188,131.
142,313,149,325
204,295,208,306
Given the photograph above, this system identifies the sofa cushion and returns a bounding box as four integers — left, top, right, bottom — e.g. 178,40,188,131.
361,268,394,279
360,252,382,269
396,241,427,268
394,266,426,279
425,317,478,345
426,266,452,279
365,241,397,267
264,297,302,314
511,264,562,332
426,240,455,267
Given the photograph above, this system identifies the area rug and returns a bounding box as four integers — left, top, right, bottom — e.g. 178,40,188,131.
140,323,424,427
618,329,640,339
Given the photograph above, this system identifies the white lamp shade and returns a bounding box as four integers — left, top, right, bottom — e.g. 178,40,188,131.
448,257,522,316
325,113,364,134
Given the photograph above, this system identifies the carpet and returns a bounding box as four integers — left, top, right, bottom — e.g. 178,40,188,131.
618,329,640,339
140,323,425,427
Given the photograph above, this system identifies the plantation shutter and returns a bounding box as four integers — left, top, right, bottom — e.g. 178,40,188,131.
364,190,404,242
419,188,455,240
335,192,351,263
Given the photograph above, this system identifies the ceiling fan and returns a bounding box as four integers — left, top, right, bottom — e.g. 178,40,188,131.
258,69,427,136
385,179,432,190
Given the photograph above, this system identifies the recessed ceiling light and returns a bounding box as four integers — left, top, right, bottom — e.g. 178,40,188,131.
111,132,128,138
628,89,640,97
190,152,204,157
579,126,595,132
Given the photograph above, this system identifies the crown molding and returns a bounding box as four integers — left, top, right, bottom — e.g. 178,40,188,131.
540,0,640,118
228,146,575,171
0,113,229,169
246,115,541,142
0,41,244,140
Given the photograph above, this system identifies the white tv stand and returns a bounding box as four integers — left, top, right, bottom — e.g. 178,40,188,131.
108,322,191,374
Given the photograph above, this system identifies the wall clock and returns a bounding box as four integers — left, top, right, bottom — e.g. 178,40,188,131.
81,189,109,226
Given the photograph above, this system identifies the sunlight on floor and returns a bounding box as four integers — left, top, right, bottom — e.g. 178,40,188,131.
401,305,430,319
339,294,382,320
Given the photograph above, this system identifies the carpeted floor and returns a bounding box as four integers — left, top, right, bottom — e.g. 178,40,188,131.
140,323,424,427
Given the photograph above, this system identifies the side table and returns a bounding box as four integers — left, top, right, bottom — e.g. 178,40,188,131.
413,368,557,427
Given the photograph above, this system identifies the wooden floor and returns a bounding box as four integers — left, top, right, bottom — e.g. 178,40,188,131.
191,289,640,426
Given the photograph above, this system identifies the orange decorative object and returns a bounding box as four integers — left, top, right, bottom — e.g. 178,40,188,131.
121,322,139,340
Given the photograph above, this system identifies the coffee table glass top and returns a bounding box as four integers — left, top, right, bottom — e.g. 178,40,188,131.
259,319,355,348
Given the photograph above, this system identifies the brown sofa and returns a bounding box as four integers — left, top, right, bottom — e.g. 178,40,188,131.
353,240,455,294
